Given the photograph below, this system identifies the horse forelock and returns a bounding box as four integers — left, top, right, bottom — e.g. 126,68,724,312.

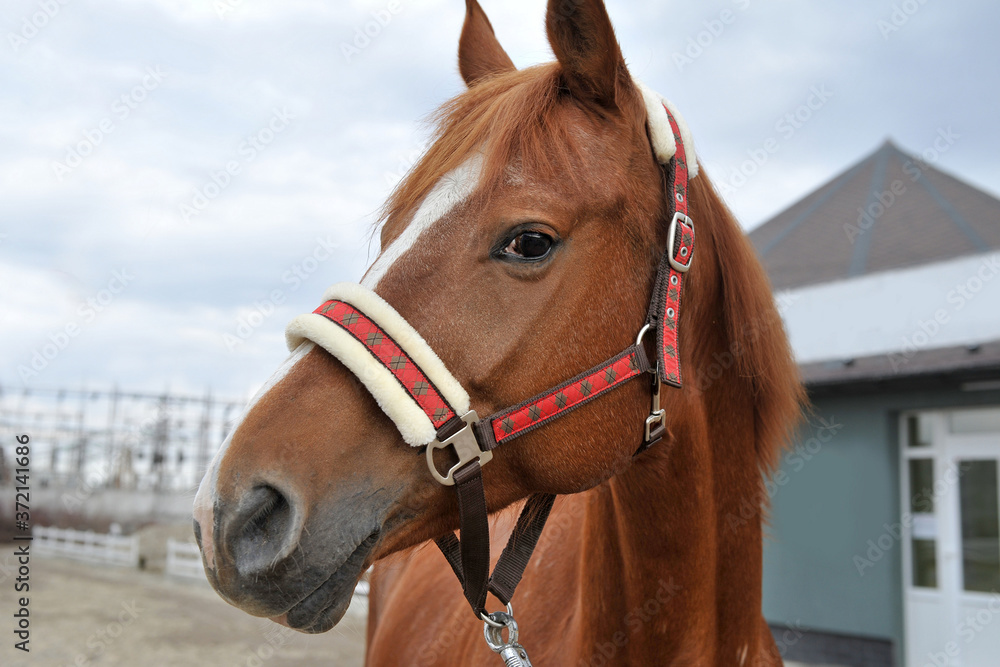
378,64,603,247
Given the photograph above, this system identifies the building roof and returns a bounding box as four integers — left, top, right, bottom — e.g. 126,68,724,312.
749,140,1000,291
776,252,1000,365
802,338,1000,396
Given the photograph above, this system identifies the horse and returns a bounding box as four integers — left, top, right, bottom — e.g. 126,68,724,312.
192,1,805,664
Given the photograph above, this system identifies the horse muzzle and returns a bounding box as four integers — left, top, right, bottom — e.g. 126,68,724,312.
199,477,387,632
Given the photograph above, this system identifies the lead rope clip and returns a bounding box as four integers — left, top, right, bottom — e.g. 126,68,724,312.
483,604,533,666
644,358,666,446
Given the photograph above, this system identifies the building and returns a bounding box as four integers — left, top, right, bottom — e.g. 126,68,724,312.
754,141,1000,666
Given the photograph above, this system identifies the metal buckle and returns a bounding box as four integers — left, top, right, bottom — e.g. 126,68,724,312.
426,411,492,486
644,368,666,445
667,212,694,273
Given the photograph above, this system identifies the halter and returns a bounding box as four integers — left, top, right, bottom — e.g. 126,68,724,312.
286,103,694,664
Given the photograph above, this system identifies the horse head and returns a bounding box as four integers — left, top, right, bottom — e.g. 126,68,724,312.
194,1,803,656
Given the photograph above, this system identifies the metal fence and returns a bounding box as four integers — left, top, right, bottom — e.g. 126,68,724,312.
0,385,244,492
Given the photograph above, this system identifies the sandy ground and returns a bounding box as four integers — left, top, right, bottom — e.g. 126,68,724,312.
0,550,832,666
0,551,367,666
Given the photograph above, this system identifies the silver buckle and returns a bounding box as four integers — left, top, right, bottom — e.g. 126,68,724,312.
667,212,694,273
426,411,492,486
644,366,665,444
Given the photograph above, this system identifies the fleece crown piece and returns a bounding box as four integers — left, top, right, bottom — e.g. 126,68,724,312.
634,79,699,178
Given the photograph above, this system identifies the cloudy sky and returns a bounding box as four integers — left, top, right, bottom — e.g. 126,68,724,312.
2,0,998,401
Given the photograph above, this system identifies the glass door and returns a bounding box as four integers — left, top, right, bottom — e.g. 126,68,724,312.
902,408,1000,667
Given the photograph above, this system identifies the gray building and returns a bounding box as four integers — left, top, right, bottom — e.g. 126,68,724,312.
752,141,1000,666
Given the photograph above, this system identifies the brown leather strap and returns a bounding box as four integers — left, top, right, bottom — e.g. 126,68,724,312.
434,460,490,614
487,493,556,605
435,491,556,614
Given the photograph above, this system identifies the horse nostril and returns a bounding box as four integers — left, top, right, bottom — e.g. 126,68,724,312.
193,519,203,549
225,485,297,576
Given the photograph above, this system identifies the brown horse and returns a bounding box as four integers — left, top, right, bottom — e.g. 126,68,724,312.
193,0,804,664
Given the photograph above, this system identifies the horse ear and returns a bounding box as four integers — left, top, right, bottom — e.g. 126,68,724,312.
459,0,515,87
545,0,635,109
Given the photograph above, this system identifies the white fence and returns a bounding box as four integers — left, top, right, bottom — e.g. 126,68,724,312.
34,529,372,596
165,538,206,580
34,526,139,567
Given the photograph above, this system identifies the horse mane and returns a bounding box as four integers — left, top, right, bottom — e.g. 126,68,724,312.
381,63,580,230
689,174,806,472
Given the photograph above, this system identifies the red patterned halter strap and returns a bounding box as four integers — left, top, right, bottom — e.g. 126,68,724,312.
648,103,694,387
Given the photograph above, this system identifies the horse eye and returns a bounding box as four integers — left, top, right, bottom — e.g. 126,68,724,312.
503,232,553,260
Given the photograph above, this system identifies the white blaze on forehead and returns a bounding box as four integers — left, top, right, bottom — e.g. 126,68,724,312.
193,341,316,566
361,155,483,290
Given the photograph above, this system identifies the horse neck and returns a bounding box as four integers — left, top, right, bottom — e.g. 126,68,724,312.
566,293,776,665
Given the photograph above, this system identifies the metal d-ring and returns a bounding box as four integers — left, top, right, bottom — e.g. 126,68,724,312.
636,323,653,348
482,603,518,648
480,602,514,629
483,604,534,665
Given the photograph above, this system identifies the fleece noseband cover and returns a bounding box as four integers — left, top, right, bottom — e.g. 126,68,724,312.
286,282,470,446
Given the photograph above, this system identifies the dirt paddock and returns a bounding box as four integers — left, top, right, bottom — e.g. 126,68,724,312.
0,552,367,666
0,551,825,666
